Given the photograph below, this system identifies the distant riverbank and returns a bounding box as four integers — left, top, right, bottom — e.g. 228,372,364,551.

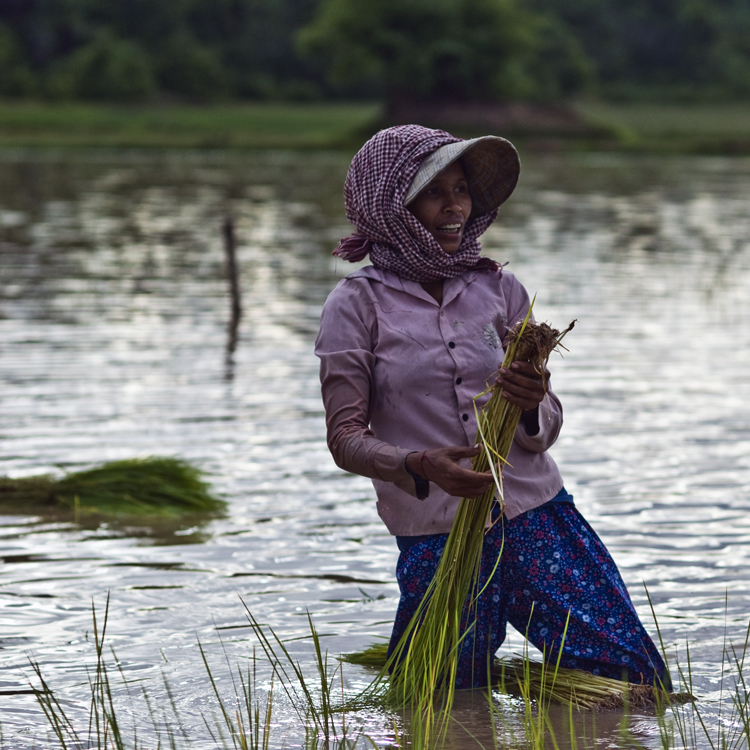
576,100,750,154
0,99,749,153
0,101,379,150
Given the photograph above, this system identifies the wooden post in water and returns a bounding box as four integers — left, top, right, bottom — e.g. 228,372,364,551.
223,216,242,356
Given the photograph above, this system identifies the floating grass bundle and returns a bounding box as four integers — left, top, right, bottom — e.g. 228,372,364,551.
0,457,225,518
371,308,575,737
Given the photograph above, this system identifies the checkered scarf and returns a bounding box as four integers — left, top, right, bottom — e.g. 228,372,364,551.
334,125,499,283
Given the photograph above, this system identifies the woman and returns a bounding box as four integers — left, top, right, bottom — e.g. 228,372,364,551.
315,125,669,690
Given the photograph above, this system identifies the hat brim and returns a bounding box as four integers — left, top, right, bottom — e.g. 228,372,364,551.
404,136,520,215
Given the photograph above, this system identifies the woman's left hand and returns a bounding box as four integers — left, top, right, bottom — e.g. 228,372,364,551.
495,361,549,411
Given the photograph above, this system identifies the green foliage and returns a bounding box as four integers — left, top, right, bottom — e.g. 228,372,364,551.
298,0,549,101
155,30,229,100
0,23,37,96
0,0,321,102
2,0,750,103
529,0,750,99
521,13,597,99
189,0,322,100
0,457,225,518
49,31,156,101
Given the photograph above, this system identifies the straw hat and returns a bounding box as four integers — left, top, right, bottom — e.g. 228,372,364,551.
403,135,520,215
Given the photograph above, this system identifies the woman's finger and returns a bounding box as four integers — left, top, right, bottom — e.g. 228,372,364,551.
496,363,549,410
415,446,495,498
438,469,494,498
503,360,550,377
497,364,549,388
446,445,481,457
496,381,545,410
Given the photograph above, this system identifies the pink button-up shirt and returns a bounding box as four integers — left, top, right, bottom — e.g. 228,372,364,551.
315,265,565,536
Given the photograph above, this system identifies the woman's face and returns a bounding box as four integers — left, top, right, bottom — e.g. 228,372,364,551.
408,160,472,254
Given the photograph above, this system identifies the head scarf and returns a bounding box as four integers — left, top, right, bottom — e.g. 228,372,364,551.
334,125,499,282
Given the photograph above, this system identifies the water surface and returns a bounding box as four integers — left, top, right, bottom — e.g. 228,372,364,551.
1,148,749,747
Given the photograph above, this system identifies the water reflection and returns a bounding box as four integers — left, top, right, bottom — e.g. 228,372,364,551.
0,149,749,747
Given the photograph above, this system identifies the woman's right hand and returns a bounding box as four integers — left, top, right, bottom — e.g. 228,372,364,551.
406,446,494,499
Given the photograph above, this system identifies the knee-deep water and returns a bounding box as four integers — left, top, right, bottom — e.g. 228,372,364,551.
0,148,749,748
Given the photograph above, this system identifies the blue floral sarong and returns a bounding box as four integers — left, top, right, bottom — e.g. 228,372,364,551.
388,501,670,690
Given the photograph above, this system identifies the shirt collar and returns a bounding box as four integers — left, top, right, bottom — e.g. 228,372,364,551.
347,265,478,305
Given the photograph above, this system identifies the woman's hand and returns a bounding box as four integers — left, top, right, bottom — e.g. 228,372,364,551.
406,446,494,499
495,361,549,411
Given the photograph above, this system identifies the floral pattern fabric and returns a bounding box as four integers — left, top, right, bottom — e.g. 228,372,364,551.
388,502,670,690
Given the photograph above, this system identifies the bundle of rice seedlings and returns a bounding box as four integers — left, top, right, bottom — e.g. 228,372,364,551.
372,308,575,738
343,641,688,711
0,457,225,518
494,656,673,711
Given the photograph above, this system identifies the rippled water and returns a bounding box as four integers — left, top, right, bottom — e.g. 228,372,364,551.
1,148,749,748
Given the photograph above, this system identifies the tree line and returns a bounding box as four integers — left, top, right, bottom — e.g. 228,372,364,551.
1,0,749,104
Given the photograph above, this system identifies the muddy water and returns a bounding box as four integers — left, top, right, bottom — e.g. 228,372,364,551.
0,148,749,748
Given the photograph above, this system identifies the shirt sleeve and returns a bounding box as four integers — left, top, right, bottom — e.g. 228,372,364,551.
503,275,564,454
314,279,420,497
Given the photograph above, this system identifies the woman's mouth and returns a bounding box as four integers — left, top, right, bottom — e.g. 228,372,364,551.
437,223,462,234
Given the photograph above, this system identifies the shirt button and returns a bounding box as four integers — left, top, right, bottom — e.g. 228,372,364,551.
462,414,469,421
449,341,455,349
456,377,462,385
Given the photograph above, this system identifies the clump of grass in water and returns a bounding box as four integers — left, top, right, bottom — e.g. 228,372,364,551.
30,594,147,750
361,305,575,742
0,457,225,518
29,597,284,750
655,594,750,750
242,602,358,745
199,640,276,750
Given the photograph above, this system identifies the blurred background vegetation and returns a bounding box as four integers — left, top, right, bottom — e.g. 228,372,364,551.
1,0,749,150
